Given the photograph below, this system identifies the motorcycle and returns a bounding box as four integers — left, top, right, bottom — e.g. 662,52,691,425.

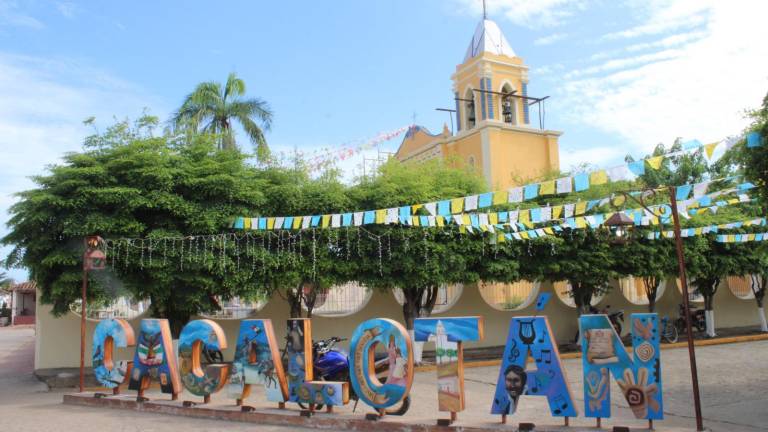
298,336,411,415
676,303,706,335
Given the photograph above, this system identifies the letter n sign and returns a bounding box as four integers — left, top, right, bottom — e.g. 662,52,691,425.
579,313,663,420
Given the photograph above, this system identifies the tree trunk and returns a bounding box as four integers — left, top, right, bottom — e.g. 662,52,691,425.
703,294,716,337
286,286,303,319
152,297,191,339
643,276,658,313
751,275,767,332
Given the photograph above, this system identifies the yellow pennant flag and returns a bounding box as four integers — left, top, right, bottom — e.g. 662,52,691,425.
540,180,556,195
704,142,718,159
375,209,386,224
267,217,276,230
544,227,554,235
695,227,703,235
462,214,471,225
497,233,506,243
451,198,464,214
293,217,302,229
575,201,587,216
646,155,663,170
590,170,608,185
552,205,563,219
412,216,420,227
748,234,756,241
321,215,331,228
493,190,506,205
459,226,466,234
411,204,422,213
520,231,530,239
575,217,587,228
519,209,530,224
244,218,251,229
489,213,499,225
436,216,445,227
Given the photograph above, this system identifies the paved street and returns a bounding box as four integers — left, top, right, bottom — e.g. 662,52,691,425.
1,326,767,431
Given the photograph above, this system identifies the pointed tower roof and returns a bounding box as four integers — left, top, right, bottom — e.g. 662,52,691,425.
463,19,516,62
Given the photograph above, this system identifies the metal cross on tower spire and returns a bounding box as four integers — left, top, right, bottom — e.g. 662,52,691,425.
482,0,487,19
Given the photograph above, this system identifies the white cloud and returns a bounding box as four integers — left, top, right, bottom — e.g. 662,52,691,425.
534,32,569,46
0,53,162,280
56,2,76,19
556,1,768,156
0,0,43,29
451,0,585,28
559,146,627,173
600,0,710,40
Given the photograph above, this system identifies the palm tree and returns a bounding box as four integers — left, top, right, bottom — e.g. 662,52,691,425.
172,72,273,159
0,271,13,293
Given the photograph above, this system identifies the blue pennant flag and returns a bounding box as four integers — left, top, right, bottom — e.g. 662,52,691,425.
747,131,762,148
574,173,590,191
311,215,321,227
676,184,693,200
628,160,645,176
682,139,702,150
342,213,352,227
363,211,374,224
478,192,493,208
438,200,450,216
524,184,539,200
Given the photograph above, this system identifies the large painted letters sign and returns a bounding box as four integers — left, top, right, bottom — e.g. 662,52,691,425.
491,316,577,418
92,318,135,389
228,319,288,403
285,318,349,408
579,313,663,420
349,318,413,411
178,319,230,399
414,316,483,413
128,319,181,398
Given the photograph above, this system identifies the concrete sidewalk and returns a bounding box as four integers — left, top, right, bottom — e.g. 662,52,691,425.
3,326,768,431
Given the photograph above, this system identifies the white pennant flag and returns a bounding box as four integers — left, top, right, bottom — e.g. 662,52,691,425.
465,195,479,211
508,187,524,203
425,202,437,216
302,216,312,229
353,212,364,226
555,177,573,194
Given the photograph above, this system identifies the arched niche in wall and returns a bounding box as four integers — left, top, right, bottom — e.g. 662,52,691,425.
201,296,267,320
306,281,373,317
727,275,756,300
70,296,151,321
553,281,605,308
393,283,463,315
478,280,539,311
618,276,666,305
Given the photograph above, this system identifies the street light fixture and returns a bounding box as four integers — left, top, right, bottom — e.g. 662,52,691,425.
605,186,704,431
604,211,635,244
80,235,105,393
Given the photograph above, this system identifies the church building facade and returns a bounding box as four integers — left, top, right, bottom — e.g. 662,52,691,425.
395,19,562,190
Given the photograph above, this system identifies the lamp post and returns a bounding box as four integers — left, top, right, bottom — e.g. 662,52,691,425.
605,186,704,431
80,236,106,393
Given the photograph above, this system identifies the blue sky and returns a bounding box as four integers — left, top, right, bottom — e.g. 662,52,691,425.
1,0,766,281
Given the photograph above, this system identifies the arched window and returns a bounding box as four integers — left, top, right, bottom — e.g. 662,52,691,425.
478,280,539,311
305,281,372,317
553,281,605,308
394,284,463,315
468,155,476,169
202,296,267,319
618,276,665,305
500,83,516,125
71,296,151,320
464,88,476,129
727,275,755,300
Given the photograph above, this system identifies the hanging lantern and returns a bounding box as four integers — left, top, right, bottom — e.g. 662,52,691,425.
604,212,635,244
84,236,106,270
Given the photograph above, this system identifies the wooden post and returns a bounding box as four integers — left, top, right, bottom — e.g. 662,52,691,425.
669,186,704,431
501,414,507,424
203,394,210,404
564,416,569,426
597,417,601,428
79,238,88,394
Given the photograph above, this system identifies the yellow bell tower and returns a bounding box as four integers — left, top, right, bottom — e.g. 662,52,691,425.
395,17,561,190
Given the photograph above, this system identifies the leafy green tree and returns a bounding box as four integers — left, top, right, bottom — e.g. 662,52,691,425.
626,138,709,188
172,72,273,159
2,117,267,335
730,241,768,331
727,91,768,212
528,229,616,315
350,159,486,330
683,236,742,337
613,236,676,312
